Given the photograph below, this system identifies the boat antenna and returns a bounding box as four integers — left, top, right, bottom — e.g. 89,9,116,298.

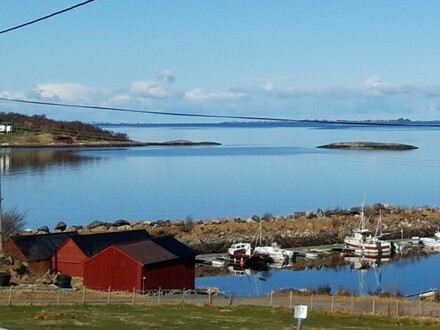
375,209,382,237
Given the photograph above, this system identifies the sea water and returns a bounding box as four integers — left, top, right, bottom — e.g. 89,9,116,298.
2,122,440,228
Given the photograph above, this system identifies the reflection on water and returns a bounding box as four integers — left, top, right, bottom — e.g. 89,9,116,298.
196,253,440,297
344,254,389,295
0,149,98,175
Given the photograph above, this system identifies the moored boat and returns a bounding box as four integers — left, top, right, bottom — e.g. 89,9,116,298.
420,230,440,250
344,205,392,257
227,241,272,266
254,242,293,262
227,221,292,266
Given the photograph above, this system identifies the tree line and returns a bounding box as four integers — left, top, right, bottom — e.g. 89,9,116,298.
0,112,130,141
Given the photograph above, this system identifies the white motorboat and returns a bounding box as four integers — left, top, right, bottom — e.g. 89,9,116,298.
254,242,294,262
420,230,440,250
252,221,293,262
227,221,293,264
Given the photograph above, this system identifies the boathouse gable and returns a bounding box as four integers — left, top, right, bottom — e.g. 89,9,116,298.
51,229,150,277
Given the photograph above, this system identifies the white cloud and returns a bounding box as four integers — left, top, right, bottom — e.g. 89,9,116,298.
364,75,383,89
184,88,246,101
157,70,175,84
0,90,27,99
130,80,171,98
33,83,91,102
263,83,274,92
4,74,440,122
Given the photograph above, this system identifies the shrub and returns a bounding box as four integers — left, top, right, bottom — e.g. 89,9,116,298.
184,215,194,232
1,208,27,239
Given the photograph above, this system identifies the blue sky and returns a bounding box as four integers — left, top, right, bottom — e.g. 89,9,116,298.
1,0,440,122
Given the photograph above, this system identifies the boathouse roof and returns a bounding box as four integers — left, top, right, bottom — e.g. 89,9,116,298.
7,232,79,261
115,236,196,265
68,229,151,257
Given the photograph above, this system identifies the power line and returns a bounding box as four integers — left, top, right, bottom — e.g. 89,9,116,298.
0,0,96,35
0,97,302,123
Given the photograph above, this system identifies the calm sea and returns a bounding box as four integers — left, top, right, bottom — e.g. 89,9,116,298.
196,253,440,297
2,122,440,229
2,121,440,296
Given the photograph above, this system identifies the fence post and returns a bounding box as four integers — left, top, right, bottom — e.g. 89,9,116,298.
310,294,314,310
30,287,33,306
419,299,422,316
132,287,135,304
57,287,61,306
181,288,185,303
157,287,161,304
331,295,334,313
395,300,399,316
372,297,375,314
82,287,86,305
8,286,12,306
351,295,354,311
107,287,111,305
228,293,233,306
270,290,273,307
208,289,213,306
289,291,292,308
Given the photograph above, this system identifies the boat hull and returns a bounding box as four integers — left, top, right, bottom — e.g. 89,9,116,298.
344,239,392,257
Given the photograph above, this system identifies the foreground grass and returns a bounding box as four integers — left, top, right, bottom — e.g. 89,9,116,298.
0,304,439,329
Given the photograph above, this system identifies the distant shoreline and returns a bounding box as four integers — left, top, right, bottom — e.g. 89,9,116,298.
97,119,440,128
0,140,221,149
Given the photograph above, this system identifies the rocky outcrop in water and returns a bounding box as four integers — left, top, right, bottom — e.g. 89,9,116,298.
317,142,418,150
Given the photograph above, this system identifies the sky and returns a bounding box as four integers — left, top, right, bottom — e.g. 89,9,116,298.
1,0,440,123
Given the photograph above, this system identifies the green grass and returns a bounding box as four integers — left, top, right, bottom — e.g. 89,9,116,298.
0,304,438,329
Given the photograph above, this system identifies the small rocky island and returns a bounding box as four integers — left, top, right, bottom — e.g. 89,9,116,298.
317,141,418,150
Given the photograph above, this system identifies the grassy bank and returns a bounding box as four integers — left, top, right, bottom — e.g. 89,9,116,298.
0,304,439,329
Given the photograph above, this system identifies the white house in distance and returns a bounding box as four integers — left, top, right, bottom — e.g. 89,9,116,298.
0,122,13,134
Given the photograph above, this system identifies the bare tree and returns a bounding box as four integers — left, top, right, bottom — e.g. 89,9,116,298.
2,208,27,239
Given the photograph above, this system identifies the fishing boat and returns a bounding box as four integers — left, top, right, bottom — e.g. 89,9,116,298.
420,230,440,250
344,206,392,257
227,241,272,266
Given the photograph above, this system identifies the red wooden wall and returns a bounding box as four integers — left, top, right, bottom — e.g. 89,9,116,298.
83,247,195,292
3,238,50,274
83,248,141,291
143,259,195,290
51,239,88,277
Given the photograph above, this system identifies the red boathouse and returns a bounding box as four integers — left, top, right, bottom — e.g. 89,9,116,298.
83,236,196,292
51,230,150,277
3,232,79,273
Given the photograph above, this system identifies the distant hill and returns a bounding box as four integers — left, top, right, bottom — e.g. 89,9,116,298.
0,112,131,145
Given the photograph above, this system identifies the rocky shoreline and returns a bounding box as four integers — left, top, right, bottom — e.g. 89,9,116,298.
0,140,220,148
27,204,440,254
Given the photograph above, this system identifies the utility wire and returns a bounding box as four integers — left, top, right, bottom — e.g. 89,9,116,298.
0,0,96,35
0,97,302,123
2,96,434,126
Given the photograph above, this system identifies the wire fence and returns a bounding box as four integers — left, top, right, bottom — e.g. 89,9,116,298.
0,286,439,318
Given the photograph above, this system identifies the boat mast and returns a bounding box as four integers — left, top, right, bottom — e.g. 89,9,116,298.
360,202,365,230
375,209,382,237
